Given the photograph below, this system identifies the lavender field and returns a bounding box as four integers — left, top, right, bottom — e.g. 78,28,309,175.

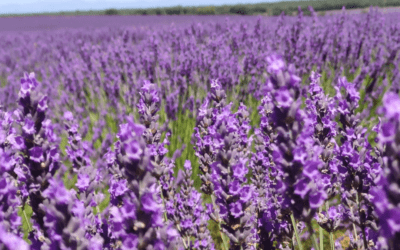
1,6,400,250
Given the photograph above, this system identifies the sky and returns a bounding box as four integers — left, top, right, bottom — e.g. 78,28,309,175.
0,0,282,15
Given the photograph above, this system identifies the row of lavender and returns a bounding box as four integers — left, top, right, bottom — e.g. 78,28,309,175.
1,56,400,249
1,7,400,137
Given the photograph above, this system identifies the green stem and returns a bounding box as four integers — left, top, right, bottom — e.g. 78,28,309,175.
312,232,320,250
211,194,229,250
290,214,303,250
319,207,323,250
292,235,296,250
308,222,320,250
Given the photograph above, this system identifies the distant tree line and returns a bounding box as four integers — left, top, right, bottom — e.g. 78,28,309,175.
97,0,400,16
2,0,400,17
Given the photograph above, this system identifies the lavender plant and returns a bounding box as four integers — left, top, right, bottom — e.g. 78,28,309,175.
11,73,62,245
334,76,380,249
371,92,400,249
165,160,215,249
105,117,181,249
209,101,256,250
0,108,28,249
193,79,228,196
63,111,105,243
305,72,340,249
260,56,329,250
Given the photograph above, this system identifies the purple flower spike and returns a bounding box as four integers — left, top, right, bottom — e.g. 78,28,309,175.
379,122,396,143
137,81,173,183
372,92,400,246
161,157,214,249
199,95,256,249
193,79,229,195
256,66,332,248
106,117,181,249
0,130,24,238
334,76,380,248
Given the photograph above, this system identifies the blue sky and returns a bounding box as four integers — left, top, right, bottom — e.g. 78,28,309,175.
0,0,282,14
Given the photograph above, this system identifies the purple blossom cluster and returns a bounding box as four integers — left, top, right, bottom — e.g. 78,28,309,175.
370,93,400,249
105,117,181,249
1,6,400,250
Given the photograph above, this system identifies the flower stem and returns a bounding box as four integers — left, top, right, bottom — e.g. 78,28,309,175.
308,222,320,250
290,214,303,250
292,235,296,250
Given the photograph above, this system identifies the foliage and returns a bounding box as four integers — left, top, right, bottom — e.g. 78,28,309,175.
104,8,119,15
196,6,216,15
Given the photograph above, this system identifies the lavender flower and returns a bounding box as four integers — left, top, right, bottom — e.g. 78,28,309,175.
193,79,228,195
259,57,328,249
165,160,215,249
10,73,61,243
137,82,170,180
334,77,380,247
371,92,400,249
63,111,105,243
106,117,180,249
0,109,24,239
33,177,90,249
204,89,256,249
